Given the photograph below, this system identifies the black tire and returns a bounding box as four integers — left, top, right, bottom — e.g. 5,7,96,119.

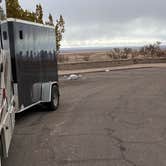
49,85,59,111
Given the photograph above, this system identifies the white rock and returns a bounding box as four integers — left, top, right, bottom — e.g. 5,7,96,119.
105,69,110,72
67,74,79,80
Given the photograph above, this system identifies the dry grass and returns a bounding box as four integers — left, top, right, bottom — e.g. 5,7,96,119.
58,48,166,63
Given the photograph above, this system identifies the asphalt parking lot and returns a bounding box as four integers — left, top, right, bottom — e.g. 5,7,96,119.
4,68,166,166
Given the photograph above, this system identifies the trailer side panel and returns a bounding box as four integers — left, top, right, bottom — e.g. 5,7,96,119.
8,20,58,108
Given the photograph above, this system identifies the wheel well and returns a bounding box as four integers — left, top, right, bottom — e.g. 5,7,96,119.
51,83,60,96
52,82,59,88
41,82,59,103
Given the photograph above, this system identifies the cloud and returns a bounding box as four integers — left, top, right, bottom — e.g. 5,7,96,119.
19,0,166,47
62,17,166,47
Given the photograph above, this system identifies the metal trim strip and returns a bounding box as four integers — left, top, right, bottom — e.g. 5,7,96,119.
1,18,55,29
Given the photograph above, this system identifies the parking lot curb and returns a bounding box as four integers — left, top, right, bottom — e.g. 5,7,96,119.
58,63,166,76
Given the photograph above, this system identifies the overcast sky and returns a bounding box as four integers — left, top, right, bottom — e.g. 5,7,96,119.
19,0,166,48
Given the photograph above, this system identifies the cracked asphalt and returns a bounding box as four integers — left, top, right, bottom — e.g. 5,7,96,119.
3,68,166,166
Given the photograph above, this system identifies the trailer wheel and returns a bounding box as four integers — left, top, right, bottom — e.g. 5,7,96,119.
49,85,59,111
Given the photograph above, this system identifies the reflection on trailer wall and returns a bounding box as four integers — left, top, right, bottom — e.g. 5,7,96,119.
7,20,58,108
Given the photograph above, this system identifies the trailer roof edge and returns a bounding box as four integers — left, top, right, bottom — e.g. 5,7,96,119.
1,18,55,29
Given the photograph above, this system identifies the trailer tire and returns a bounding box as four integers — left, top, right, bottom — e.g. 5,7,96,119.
49,85,59,111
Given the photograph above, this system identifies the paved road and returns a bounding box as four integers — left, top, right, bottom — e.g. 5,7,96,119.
4,68,166,166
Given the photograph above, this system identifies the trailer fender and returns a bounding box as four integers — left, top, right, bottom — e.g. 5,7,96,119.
41,82,59,103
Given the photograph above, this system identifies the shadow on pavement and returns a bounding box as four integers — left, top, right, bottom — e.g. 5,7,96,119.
15,104,52,123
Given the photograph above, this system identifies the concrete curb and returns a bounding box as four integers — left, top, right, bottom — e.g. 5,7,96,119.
58,58,166,71
58,63,166,76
